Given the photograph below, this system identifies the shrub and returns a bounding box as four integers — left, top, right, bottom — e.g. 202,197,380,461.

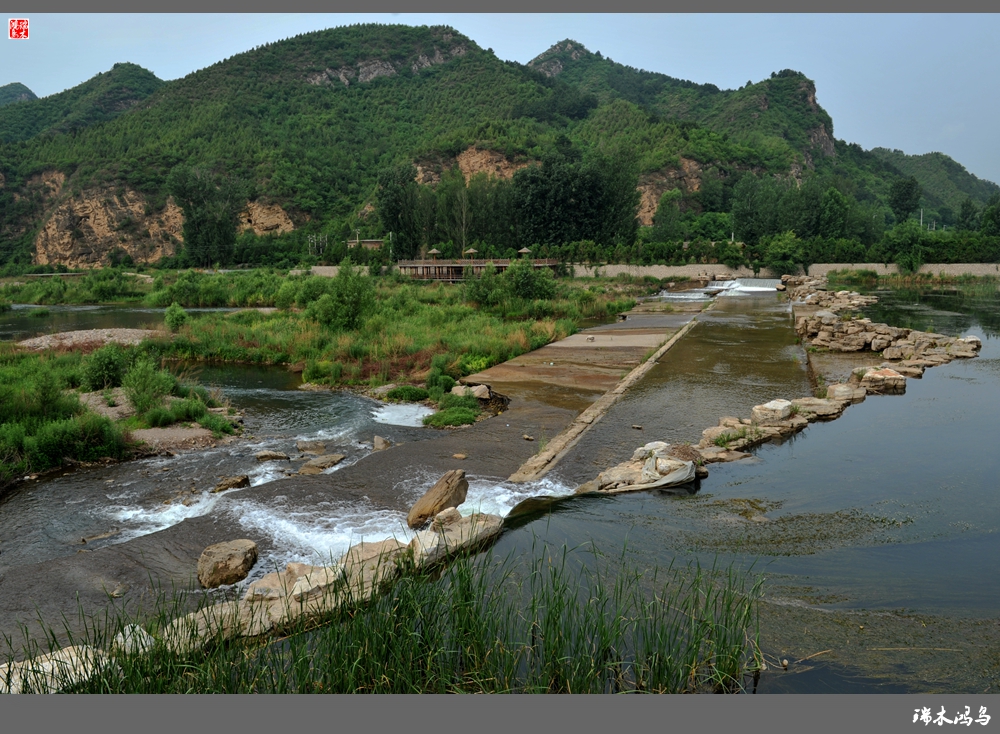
438,393,479,412
423,407,478,427
170,398,208,422
123,359,175,414
275,280,299,310
144,407,174,427
164,302,189,332
437,375,456,392
28,307,51,318
84,344,130,390
386,385,430,402
198,412,235,435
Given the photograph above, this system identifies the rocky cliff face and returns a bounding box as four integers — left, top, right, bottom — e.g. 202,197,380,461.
415,146,532,186
31,179,297,267
304,32,467,88
33,181,183,268
239,201,294,236
636,158,705,225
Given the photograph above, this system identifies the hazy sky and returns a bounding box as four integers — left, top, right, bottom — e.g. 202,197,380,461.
3,13,999,185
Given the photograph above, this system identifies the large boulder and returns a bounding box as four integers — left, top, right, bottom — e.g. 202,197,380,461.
790,397,846,420
407,469,469,528
751,399,792,424
255,450,289,462
197,539,259,588
297,453,346,474
373,435,390,451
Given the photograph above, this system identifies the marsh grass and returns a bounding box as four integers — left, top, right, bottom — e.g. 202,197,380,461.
3,544,762,694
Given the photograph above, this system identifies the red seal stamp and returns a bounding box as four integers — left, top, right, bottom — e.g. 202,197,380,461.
9,19,29,39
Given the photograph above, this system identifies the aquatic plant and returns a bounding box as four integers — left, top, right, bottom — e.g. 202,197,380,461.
4,546,762,694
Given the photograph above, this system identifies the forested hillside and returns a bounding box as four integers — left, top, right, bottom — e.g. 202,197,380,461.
1,24,997,274
0,63,163,143
0,82,37,108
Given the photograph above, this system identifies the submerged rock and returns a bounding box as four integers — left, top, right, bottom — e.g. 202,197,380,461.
212,475,250,493
407,469,469,529
297,454,347,474
296,440,326,455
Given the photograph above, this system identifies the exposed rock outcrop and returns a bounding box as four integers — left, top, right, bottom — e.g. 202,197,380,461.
239,201,294,236
33,185,183,268
212,475,250,493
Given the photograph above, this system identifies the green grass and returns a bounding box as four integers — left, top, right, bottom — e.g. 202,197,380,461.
5,544,763,694
423,407,478,427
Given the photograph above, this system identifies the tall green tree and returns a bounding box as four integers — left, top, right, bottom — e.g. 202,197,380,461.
956,197,981,232
887,176,922,225
167,166,250,267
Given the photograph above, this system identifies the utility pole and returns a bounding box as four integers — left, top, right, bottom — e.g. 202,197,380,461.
920,209,923,228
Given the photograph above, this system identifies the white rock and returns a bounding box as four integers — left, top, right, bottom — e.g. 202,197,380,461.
751,399,792,423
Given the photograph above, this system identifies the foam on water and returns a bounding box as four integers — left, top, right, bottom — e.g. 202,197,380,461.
225,471,576,574
108,492,224,542
371,403,435,427
231,499,415,569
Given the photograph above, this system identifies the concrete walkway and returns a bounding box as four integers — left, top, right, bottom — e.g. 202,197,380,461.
462,304,705,482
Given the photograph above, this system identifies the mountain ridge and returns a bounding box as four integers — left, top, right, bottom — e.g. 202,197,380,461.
0,24,994,268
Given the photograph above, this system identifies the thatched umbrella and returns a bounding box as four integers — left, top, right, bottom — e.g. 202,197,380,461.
464,248,478,261
518,247,532,258
427,248,441,262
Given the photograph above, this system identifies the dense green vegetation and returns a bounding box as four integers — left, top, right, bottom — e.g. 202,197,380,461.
0,82,37,108
14,547,762,694
0,24,997,272
0,341,231,488
0,63,163,143
871,148,1000,216
0,344,125,487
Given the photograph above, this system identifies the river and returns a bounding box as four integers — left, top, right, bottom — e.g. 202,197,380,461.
2,282,998,692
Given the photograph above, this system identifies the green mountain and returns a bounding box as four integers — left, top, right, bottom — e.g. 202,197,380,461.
870,148,1000,216
0,82,37,108
528,40,836,172
0,24,995,269
0,63,163,143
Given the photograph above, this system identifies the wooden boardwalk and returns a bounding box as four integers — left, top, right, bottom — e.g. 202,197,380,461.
396,259,559,282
